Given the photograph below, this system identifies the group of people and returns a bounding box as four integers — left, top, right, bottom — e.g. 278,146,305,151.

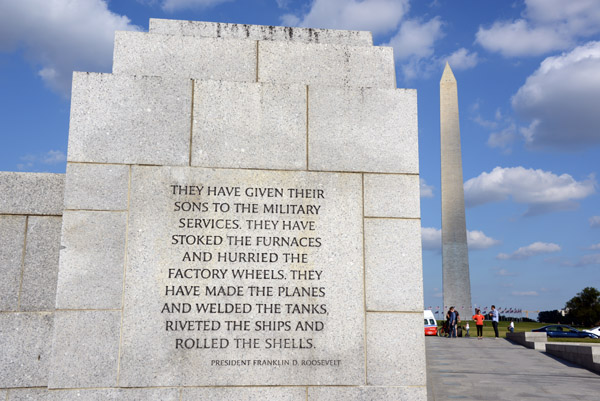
445,305,505,339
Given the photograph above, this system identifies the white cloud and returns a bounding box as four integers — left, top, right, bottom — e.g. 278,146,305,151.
420,178,434,198
476,0,600,57
494,268,517,277
467,230,501,250
585,243,600,250
421,227,441,251
0,0,139,97
160,0,232,12
511,291,539,296
497,242,561,260
17,150,67,171
281,0,409,35
487,124,517,153
443,48,479,70
385,17,444,80
421,227,499,251
512,42,600,150
464,166,596,216
590,216,600,228
559,253,600,267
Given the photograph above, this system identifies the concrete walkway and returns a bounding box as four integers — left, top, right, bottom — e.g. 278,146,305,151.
426,336,599,400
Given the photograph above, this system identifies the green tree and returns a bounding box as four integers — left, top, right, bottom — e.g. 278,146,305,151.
565,287,600,327
538,310,562,323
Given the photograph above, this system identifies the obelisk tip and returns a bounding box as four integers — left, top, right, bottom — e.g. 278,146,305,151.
441,62,456,84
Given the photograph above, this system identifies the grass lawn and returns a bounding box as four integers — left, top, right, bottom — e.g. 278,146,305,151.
437,320,600,342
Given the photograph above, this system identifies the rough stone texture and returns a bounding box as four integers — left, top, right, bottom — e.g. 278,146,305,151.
0,172,64,215
64,163,129,211
366,312,425,386
48,310,121,389
308,386,427,401
113,31,256,82
149,19,373,46
308,87,418,173
7,388,179,400
181,387,306,400
506,331,548,351
55,211,126,310
545,343,600,373
192,81,306,170
67,72,191,165
440,64,472,320
364,174,420,218
20,216,62,311
364,219,423,312
0,215,26,311
0,312,53,388
259,41,395,88
119,166,364,386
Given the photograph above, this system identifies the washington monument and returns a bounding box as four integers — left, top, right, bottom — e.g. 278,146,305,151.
440,63,472,319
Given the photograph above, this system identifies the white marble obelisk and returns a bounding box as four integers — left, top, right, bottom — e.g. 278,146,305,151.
440,63,472,319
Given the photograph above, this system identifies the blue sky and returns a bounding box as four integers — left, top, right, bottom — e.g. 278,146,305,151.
1,0,599,319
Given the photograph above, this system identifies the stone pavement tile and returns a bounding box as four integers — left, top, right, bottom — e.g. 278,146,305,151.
426,337,600,401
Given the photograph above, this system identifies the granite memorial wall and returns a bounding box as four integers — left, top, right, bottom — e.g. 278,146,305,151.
0,19,426,400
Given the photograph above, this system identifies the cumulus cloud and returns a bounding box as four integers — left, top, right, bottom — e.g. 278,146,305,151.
512,42,600,150
281,0,409,35
584,243,600,250
443,48,479,70
385,17,444,79
559,253,600,267
0,0,139,97
590,216,600,228
497,242,561,260
464,166,596,216
420,178,434,198
494,268,517,277
421,227,499,251
160,0,232,12
476,0,600,57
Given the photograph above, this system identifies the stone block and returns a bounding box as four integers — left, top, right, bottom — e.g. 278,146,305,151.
113,31,256,82
48,310,121,389
364,174,420,218
20,216,62,311
364,219,423,311
181,387,306,401
64,163,129,210
192,81,306,170
0,215,25,311
0,312,53,388
366,312,425,386
259,41,395,88
149,19,373,46
7,388,179,401
308,87,418,173
0,172,64,215
119,166,364,386
308,386,427,401
67,72,191,165
55,211,126,310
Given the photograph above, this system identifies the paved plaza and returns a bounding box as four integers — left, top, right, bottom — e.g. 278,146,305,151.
426,336,599,400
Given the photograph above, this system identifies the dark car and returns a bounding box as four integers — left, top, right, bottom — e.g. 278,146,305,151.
532,324,599,339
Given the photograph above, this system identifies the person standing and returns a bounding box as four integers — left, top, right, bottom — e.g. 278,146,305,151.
472,308,485,339
447,307,457,338
489,305,499,338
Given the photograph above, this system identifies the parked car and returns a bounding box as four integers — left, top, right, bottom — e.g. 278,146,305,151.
584,326,600,337
424,310,438,336
532,324,599,339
